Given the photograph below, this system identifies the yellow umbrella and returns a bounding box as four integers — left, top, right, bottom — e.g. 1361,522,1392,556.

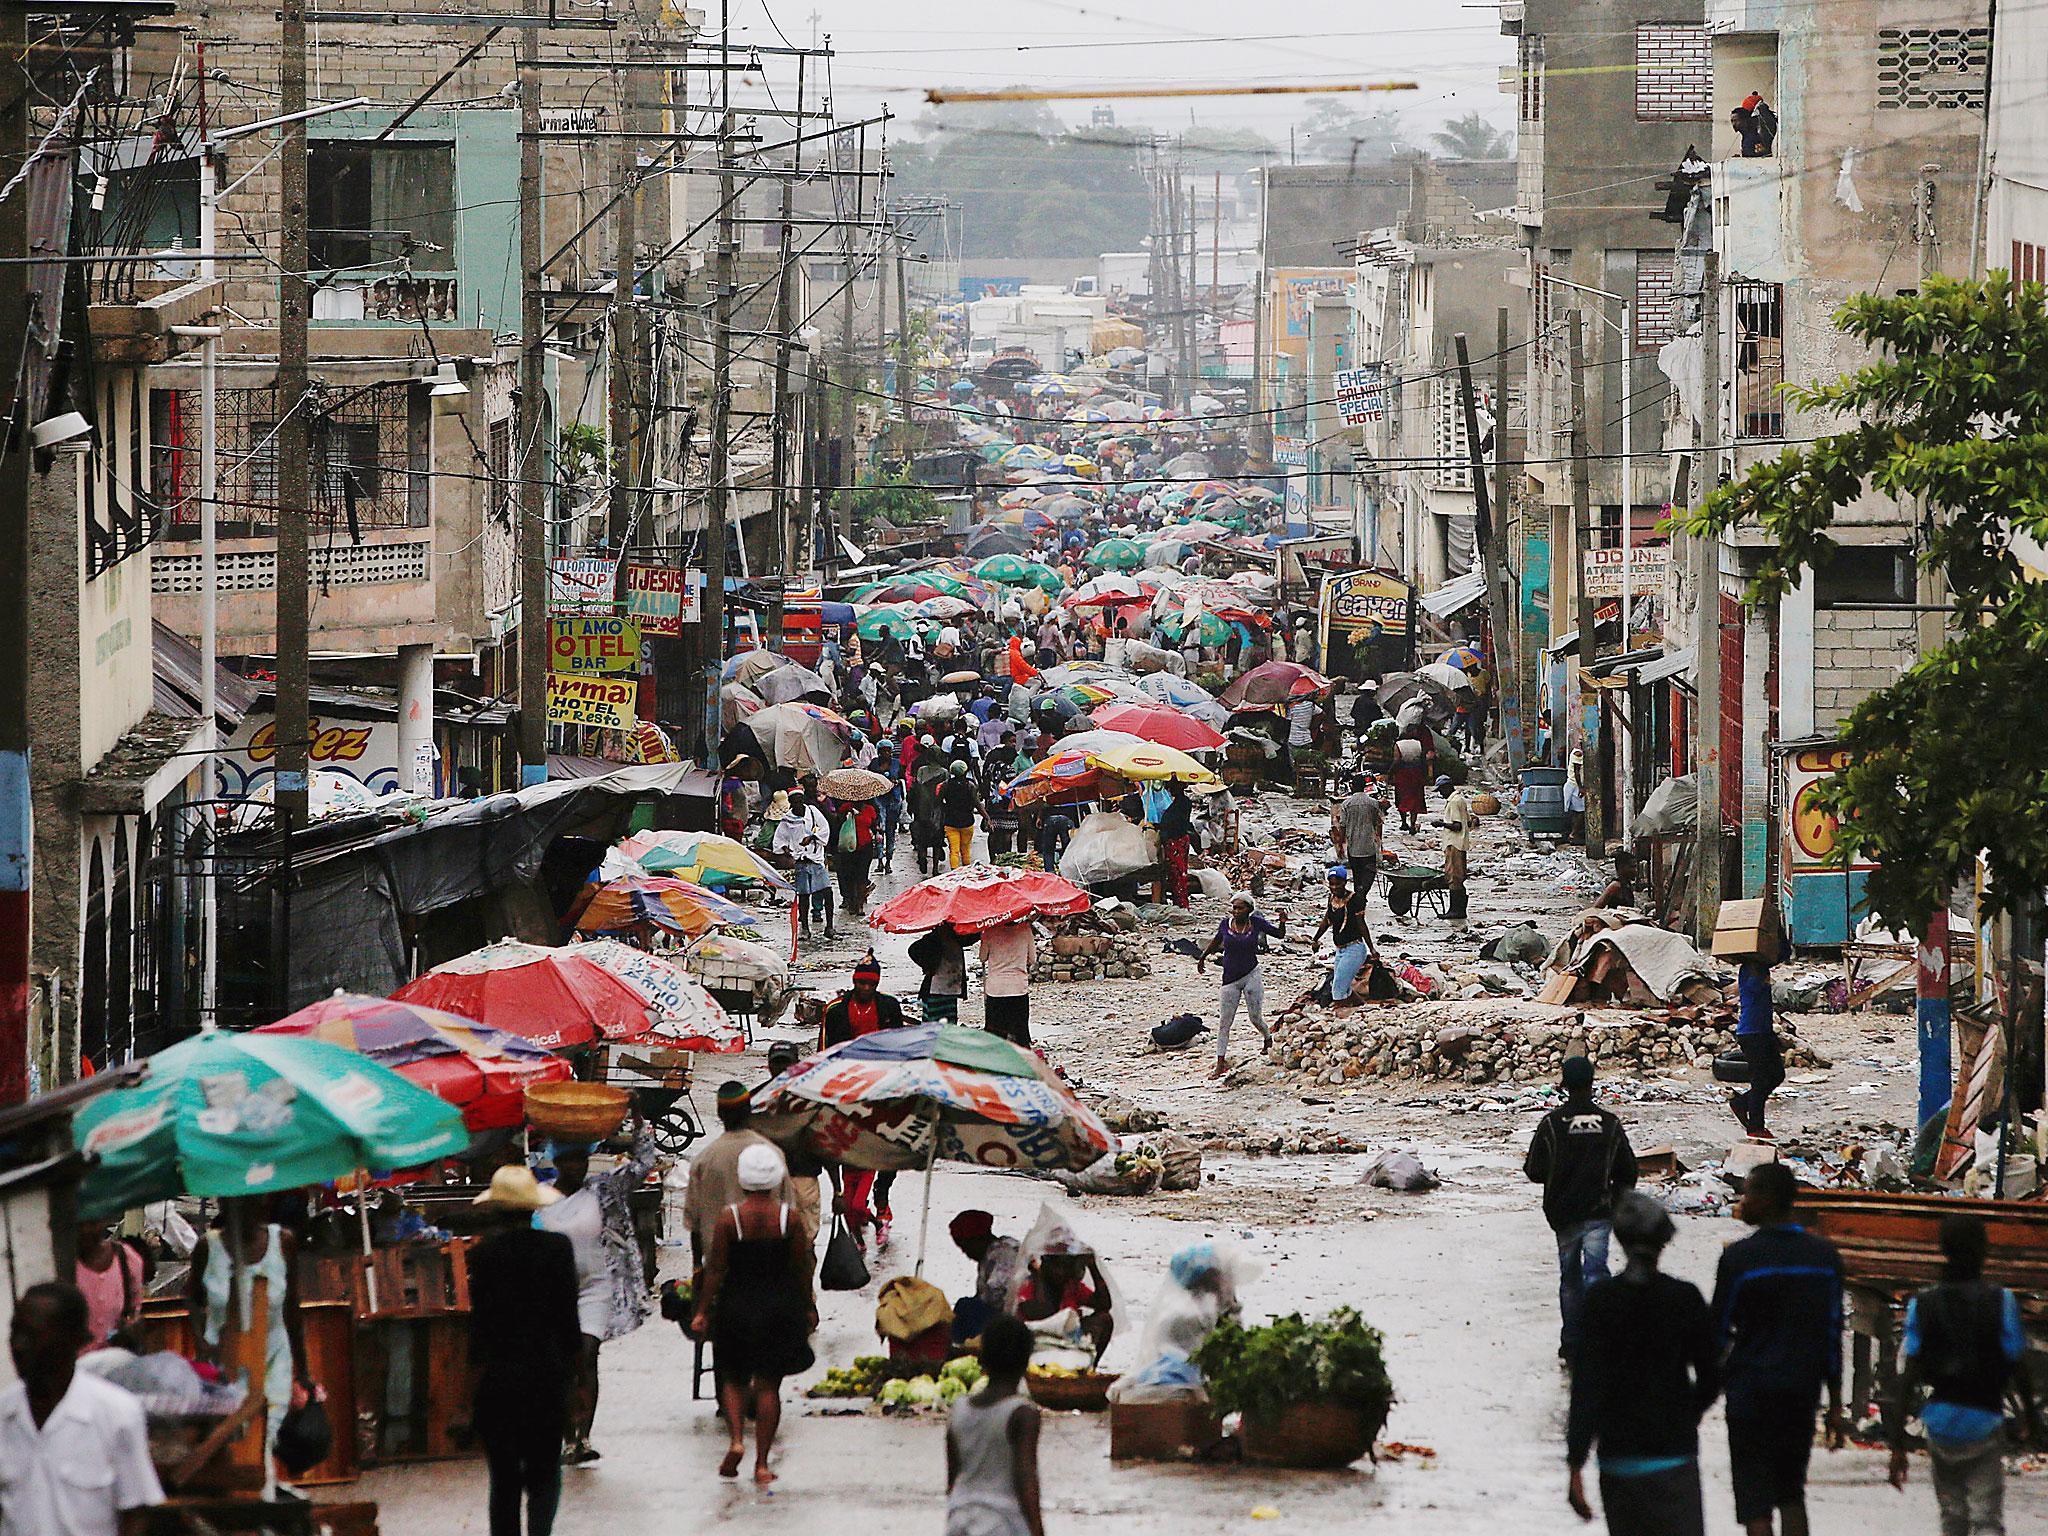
1081,741,1222,784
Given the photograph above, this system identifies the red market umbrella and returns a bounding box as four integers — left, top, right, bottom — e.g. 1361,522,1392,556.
1217,659,1331,712
254,992,573,1131
1087,702,1227,752
392,939,656,1051
566,940,746,1054
869,863,1091,935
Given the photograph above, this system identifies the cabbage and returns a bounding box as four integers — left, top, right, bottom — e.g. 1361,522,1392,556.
878,1379,916,1407
904,1376,943,1405
940,1356,985,1386
937,1375,968,1402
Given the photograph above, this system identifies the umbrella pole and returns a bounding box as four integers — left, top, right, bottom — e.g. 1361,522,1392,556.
357,1171,381,1313
913,1112,941,1278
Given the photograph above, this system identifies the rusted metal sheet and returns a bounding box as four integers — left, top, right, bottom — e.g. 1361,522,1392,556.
1792,1188,2048,1293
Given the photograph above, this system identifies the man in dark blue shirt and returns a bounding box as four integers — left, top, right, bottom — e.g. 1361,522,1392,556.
1711,1162,1846,1535
1732,957,1785,1138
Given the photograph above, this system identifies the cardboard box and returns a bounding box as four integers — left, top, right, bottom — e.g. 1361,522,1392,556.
1109,1399,1224,1461
1711,898,1782,962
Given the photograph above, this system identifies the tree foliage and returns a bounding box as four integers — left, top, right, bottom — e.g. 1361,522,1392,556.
1429,112,1512,160
1293,97,1412,164
853,469,942,529
1684,275,2048,927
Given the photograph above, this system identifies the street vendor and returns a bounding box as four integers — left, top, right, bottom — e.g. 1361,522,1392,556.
947,1210,1023,1347
1015,1241,1115,1357
537,1114,658,1464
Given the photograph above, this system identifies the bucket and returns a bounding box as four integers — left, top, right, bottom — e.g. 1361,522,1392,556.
1518,766,1572,837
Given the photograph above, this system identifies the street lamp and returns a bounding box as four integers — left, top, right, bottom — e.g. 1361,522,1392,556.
1541,273,1637,843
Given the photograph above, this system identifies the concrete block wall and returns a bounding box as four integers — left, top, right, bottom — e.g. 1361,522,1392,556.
1811,605,1916,728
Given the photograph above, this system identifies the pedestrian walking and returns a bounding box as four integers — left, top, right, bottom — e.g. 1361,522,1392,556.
535,1117,657,1463
911,923,971,1025
1312,865,1375,1009
1037,806,1076,872
684,1083,796,1267
464,1167,581,1536
1712,1162,1847,1536
1436,775,1475,924
982,761,1021,861
188,1197,312,1436
826,796,878,917
980,919,1034,1046
946,1314,1046,1536
823,955,910,1243
0,1281,162,1536
773,786,834,939
762,1042,827,1252
1889,1211,2033,1533
942,761,980,869
1391,719,1433,833
1197,893,1287,1078
1523,1057,1639,1361
74,1221,143,1347
912,749,948,876
1156,779,1193,908
1565,1192,1720,1536
1333,775,1385,898
692,1143,818,1488
1732,949,1785,1139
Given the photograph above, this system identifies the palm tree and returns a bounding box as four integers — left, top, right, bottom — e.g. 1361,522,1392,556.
1430,112,1512,160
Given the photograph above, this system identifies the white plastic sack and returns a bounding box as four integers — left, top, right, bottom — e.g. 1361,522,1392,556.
1636,773,1698,837
1059,809,1156,886
1109,1241,1261,1404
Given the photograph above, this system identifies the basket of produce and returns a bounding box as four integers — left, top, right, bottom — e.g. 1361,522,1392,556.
524,1082,629,1141
1192,1308,1393,1469
1025,1364,1119,1411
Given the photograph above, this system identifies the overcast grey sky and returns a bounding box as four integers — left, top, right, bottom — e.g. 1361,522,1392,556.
711,0,1515,148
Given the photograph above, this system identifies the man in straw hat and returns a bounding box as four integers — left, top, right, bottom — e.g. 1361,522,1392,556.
460,1166,581,1536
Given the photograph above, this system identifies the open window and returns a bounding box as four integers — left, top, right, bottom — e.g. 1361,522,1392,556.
307,141,456,272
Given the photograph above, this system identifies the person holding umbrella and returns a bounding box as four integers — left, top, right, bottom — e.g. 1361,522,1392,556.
941,762,980,870
825,795,879,918
187,1198,313,1437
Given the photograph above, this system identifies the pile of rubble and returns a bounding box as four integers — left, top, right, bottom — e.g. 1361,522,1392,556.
1268,998,1828,1087
1030,929,1154,983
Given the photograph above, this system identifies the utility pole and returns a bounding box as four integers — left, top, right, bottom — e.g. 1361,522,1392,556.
0,0,33,1098
894,222,912,441
274,0,313,997
767,172,796,653
1493,306,1525,769
834,202,857,563
517,0,548,786
607,42,641,550
1693,252,1724,941
1455,328,1520,770
703,102,735,758
1567,311,1605,861
1250,159,1272,461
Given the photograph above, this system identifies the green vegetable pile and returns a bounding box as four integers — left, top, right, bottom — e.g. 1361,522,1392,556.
1190,1308,1395,1434
807,1354,891,1399
809,1353,985,1406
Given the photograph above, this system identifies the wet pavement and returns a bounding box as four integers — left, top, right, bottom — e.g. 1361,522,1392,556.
359,807,2047,1533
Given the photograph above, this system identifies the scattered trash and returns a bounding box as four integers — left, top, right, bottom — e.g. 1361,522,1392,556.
1359,1148,1441,1192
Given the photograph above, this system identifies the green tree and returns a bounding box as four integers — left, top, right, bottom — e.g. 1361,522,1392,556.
1429,112,1512,160
853,469,941,529
1684,275,2048,927
1294,97,1411,164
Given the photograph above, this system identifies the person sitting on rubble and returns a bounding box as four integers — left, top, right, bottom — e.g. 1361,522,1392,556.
1596,851,1640,910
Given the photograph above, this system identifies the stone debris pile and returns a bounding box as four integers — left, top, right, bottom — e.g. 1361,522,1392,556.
1269,999,1827,1087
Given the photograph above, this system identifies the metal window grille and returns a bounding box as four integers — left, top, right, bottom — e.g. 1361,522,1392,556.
1731,279,1785,439
1519,35,1545,123
1634,251,1679,351
488,417,514,525
1634,24,1713,121
1876,28,1989,111
2015,240,2047,288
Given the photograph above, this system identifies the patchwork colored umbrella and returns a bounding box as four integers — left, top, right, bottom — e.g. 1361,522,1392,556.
393,939,657,1051
1217,659,1331,712
607,829,790,890
572,874,760,939
1437,645,1485,673
565,940,744,1053
751,1022,1116,1177
1000,749,1129,808
74,1031,471,1219
254,992,572,1131
1088,702,1228,752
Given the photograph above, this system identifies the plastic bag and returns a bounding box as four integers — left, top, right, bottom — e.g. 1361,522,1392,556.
1059,809,1155,886
1636,773,1698,837
1108,1241,1262,1404
820,1216,871,1291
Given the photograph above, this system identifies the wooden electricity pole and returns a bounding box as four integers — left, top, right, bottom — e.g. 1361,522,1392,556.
1693,252,1724,939
767,173,796,652
607,42,640,549
1454,328,1520,769
1567,311,1605,861
517,2,549,785
703,105,735,756
1493,305,1525,769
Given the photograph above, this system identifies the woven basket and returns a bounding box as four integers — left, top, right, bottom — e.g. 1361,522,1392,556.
1240,1400,1381,1468
1025,1370,1118,1411
1469,791,1501,815
524,1082,628,1141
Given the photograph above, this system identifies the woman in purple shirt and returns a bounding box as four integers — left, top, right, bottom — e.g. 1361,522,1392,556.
1197,893,1288,1079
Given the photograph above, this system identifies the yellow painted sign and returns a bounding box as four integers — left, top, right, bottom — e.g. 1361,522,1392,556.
546,674,637,731
550,615,641,675
1321,570,1411,636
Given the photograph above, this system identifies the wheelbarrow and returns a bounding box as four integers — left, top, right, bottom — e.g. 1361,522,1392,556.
1381,862,1451,920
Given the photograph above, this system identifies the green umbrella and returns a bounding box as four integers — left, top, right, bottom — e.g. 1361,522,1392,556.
974,553,1034,585
1019,560,1066,595
1158,610,1231,646
1086,537,1146,571
74,1031,471,1219
856,608,916,641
